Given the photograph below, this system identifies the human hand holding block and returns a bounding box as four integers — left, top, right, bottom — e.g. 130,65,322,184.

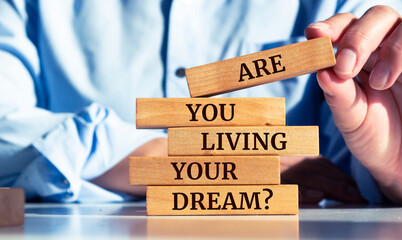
305,6,402,203
185,36,336,97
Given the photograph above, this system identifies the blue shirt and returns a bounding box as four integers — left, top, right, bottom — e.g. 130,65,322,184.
0,0,400,202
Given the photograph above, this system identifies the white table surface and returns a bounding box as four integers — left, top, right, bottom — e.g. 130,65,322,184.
1,202,402,240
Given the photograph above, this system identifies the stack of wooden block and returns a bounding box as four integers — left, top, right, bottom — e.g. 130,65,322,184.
130,37,335,216
132,98,319,216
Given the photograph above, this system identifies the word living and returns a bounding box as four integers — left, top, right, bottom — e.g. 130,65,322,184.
239,54,286,82
172,189,273,211
186,103,235,122
202,132,287,151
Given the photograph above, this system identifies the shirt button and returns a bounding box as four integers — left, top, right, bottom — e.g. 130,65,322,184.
175,67,186,78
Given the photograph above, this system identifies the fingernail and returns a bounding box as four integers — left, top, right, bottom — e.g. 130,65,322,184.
308,21,329,30
334,48,356,76
316,73,334,97
369,61,390,90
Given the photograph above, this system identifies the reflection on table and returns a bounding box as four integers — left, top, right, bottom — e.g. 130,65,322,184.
0,202,401,239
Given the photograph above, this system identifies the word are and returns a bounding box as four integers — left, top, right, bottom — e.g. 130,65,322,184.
172,189,273,210
171,162,238,180
186,103,235,122
201,132,287,151
239,54,286,82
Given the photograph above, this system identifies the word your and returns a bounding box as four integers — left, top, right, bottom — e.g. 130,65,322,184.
171,162,238,180
239,54,286,82
201,132,287,151
186,104,235,122
172,189,273,210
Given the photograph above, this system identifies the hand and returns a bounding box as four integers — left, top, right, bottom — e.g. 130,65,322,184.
90,138,168,196
281,157,366,204
305,6,402,203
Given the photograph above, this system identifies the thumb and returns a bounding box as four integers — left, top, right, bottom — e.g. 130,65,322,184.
316,69,368,133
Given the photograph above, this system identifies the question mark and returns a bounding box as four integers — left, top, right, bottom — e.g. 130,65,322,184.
263,188,273,210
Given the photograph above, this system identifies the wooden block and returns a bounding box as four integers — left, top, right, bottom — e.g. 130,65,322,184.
136,98,285,128
0,188,24,227
147,185,298,215
129,156,280,185
168,126,319,156
186,36,335,97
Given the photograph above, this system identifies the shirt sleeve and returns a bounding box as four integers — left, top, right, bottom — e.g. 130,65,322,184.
0,0,166,202
9,103,166,202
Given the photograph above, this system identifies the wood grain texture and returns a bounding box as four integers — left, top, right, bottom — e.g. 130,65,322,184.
0,188,24,227
136,98,285,128
168,126,319,156
185,36,335,97
146,214,299,238
129,156,280,185
147,185,298,215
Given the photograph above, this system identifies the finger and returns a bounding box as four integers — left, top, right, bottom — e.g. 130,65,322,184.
363,48,381,73
334,5,401,79
281,161,365,203
280,156,306,172
299,188,324,204
305,173,365,203
322,183,366,204
285,168,365,203
317,69,367,133
369,20,402,90
297,158,356,185
305,13,357,45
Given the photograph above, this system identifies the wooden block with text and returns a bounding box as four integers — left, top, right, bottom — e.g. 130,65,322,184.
0,188,24,227
185,36,336,97
136,98,285,128
168,126,319,156
147,185,298,215
129,156,280,185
